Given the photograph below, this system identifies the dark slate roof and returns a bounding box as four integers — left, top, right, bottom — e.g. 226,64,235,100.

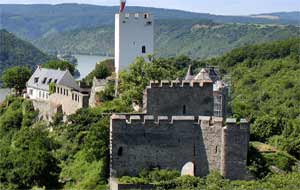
27,67,79,91
184,65,194,80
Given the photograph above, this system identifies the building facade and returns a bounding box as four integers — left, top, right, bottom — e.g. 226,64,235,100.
26,67,90,119
114,12,154,73
49,84,90,116
110,79,251,182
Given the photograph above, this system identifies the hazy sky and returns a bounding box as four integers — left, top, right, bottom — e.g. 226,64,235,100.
0,0,299,15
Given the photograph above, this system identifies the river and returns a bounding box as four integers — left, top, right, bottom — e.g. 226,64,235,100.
0,88,11,103
74,54,112,80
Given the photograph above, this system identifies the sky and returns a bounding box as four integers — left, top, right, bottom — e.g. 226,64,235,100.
0,0,299,15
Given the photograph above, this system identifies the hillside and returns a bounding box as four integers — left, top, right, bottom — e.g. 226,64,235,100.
209,38,300,159
0,4,299,41
251,12,300,23
1,38,300,190
33,20,300,59
0,29,52,75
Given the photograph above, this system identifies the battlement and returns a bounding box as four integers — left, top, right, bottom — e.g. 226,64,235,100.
148,80,213,89
225,118,250,130
116,12,153,20
111,114,226,127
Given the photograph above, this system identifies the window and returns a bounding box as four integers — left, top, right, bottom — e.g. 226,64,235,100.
54,79,58,83
118,147,123,156
183,105,186,115
72,93,74,100
144,14,148,19
47,78,52,84
142,46,146,54
146,21,152,25
34,77,39,83
63,89,66,96
66,90,69,96
29,89,33,95
215,146,218,154
46,93,49,99
39,91,41,98
42,77,47,84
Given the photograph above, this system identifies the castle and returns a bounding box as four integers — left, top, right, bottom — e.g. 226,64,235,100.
110,72,251,181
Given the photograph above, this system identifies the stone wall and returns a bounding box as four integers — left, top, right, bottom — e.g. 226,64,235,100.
32,99,58,121
50,85,90,116
221,118,250,180
110,114,249,179
143,80,213,117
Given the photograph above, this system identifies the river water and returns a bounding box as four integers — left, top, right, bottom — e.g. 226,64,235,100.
74,54,111,80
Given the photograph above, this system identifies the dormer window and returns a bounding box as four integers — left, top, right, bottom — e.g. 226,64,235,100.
42,77,47,84
34,77,39,83
47,78,52,84
54,79,58,83
146,21,152,25
144,14,148,19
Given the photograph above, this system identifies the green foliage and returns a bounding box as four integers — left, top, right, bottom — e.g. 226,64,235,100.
0,29,52,78
83,59,114,85
0,97,60,189
209,38,300,159
49,82,56,95
42,60,76,75
60,150,106,190
96,81,115,103
247,144,270,178
119,171,300,190
263,152,297,172
1,66,32,94
0,126,60,189
119,55,197,105
31,17,300,59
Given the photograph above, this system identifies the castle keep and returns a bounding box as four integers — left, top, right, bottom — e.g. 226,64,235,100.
110,77,250,181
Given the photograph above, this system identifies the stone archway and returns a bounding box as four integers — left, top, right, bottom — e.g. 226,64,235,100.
181,162,195,176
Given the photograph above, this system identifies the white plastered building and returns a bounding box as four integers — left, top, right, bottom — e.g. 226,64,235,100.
114,12,154,73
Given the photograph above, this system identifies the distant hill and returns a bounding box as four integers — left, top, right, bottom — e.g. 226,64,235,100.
251,12,300,23
0,4,299,41
0,29,52,76
33,19,300,59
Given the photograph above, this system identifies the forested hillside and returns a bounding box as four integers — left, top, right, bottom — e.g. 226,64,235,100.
0,29,52,76
1,38,299,190
1,4,298,41
209,38,300,159
34,20,300,59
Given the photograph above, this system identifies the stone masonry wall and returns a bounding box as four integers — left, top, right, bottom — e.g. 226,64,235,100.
221,118,250,180
110,115,250,179
143,80,213,117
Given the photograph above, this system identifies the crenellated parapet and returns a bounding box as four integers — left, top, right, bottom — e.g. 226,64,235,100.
110,114,250,179
111,114,224,127
147,80,213,89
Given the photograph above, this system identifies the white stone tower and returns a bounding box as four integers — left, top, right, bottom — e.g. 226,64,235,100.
114,10,154,73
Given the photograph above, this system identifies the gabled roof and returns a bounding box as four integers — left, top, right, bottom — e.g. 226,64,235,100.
194,68,212,81
27,67,79,91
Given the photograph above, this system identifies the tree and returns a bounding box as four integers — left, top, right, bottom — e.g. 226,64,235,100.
1,66,31,95
7,126,60,189
83,59,114,85
42,60,76,75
